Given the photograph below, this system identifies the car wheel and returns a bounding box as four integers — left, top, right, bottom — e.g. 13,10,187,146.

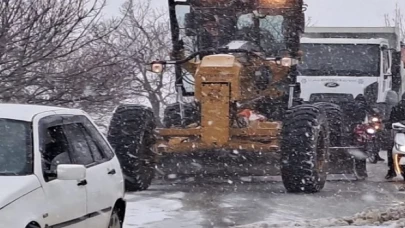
108,208,122,228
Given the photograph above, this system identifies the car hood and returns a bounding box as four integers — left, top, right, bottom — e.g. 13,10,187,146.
0,175,41,209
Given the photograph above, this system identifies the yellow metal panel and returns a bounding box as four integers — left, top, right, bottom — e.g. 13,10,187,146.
156,140,279,154
195,54,242,101
201,83,230,145
158,128,201,137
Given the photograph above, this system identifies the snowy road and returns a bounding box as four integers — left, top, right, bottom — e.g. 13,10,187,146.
122,152,405,228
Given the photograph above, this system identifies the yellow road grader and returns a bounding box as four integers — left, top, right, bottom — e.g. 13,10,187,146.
107,0,367,193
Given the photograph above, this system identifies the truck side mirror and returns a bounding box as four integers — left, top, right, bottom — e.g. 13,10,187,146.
386,90,399,106
185,13,197,36
392,51,401,74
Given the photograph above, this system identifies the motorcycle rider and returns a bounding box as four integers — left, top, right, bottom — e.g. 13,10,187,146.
385,93,405,180
352,94,386,161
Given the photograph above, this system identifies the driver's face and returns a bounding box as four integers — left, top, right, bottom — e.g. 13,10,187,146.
204,21,219,36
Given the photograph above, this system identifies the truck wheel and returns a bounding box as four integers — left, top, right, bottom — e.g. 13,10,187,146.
313,102,346,147
107,104,156,192
281,104,329,193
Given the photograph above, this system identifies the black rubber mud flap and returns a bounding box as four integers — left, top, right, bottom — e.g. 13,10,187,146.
280,104,329,193
353,158,367,180
107,104,157,192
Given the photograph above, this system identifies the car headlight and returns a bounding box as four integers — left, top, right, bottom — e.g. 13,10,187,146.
395,143,405,152
366,128,376,134
371,117,379,122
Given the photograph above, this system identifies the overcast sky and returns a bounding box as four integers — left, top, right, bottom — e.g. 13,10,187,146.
104,0,405,27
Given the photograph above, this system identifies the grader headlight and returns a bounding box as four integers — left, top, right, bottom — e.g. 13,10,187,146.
275,57,299,67
146,61,165,74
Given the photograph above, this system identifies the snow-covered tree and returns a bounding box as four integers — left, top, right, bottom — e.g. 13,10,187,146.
385,3,405,42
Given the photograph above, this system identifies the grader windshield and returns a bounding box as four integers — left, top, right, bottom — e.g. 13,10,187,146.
169,0,305,94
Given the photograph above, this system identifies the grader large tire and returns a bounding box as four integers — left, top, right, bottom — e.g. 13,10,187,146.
281,104,329,193
163,103,200,128
107,104,157,192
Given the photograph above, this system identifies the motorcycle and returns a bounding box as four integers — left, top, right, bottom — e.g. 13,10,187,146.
392,121,405,179
353,117,382,164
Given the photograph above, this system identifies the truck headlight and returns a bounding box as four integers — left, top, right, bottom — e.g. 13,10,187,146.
395,143,405,153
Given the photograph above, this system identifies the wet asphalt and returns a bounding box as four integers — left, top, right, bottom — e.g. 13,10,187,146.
123,151,405,228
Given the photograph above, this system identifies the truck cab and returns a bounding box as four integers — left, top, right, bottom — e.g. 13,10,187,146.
297,27,404,120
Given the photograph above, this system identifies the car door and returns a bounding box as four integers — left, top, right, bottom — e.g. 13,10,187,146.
61,116,119,227
37,115,88,228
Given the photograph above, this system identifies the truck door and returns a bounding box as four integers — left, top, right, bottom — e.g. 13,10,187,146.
381,46,392,101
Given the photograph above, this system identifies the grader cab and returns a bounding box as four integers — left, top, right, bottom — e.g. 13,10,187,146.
107,0,366,194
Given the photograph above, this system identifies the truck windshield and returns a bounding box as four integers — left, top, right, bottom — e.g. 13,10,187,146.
0,119,33,176
298,43,381,77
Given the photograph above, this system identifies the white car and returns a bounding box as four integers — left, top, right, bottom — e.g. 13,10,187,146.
0,104,126,228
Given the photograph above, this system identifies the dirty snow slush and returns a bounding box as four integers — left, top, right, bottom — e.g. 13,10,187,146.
123,152,405,228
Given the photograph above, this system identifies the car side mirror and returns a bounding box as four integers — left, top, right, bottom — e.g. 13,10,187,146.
57,164,86,181
185,13,197,36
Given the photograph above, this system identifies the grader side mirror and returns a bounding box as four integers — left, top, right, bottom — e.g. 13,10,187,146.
146,62,165,74
184,13,197,36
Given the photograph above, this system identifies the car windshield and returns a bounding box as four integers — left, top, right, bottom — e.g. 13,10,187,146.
0,119,33,175
298,43,381,76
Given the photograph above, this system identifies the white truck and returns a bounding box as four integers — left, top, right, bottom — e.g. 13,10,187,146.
297,27,405,120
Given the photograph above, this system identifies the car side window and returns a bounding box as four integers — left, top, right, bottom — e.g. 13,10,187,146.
80,117,115,160
81,126,105,162
62,123,95,166
40,125,73,181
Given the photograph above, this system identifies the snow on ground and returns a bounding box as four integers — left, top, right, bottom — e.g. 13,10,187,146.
123,192,205,228
236,203,405,228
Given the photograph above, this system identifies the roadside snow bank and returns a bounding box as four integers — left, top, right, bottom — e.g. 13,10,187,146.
236,203,405,228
